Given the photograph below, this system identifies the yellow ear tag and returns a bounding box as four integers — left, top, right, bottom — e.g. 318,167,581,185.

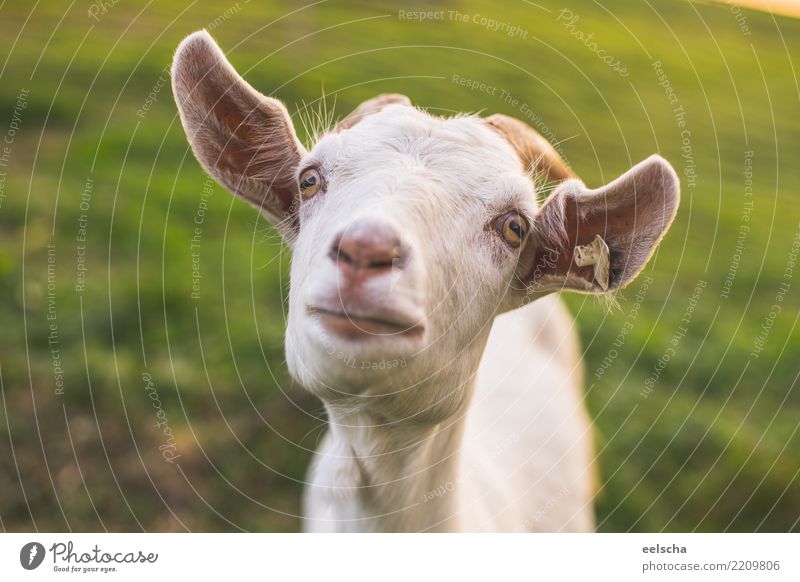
573,235,611,291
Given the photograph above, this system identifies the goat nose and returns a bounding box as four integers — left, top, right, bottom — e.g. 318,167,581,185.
330,222,405,272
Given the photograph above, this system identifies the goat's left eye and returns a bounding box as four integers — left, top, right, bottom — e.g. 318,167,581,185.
299,168,322,199
495,212,528,248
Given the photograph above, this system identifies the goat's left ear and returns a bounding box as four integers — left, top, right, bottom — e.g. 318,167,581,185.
513,155,679,298
172,31,306,239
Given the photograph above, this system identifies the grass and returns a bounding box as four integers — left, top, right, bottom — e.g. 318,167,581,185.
0,0,798,532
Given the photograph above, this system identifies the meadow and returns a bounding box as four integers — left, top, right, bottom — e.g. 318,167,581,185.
0,0,798,532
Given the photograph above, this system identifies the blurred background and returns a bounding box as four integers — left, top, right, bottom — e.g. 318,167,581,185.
0,0,798,532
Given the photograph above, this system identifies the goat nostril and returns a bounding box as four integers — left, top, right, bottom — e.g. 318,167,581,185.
329,234,357,267
367,246,401,269
330,243,355,266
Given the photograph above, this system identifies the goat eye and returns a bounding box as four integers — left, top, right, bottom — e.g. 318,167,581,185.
299,168,322,199
496,212,528,248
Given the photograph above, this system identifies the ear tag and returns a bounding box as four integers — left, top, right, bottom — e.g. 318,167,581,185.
573,234,611,291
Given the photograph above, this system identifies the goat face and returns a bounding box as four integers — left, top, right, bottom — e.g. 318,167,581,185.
284,104,543,398
173,32,679,414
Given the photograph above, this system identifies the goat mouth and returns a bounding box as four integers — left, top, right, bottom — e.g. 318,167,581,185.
307,306,424,340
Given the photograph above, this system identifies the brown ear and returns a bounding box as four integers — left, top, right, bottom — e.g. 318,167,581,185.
486,113,574,183
172,31,305,237
334,93,411,132
515,155,679,297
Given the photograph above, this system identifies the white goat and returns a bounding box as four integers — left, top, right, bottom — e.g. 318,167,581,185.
172,31,680,532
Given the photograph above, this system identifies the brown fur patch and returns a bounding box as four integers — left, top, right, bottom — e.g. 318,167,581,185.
334,93,412,132
485,113,574,183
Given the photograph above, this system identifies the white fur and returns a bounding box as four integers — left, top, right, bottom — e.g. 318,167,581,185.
288,107,593,531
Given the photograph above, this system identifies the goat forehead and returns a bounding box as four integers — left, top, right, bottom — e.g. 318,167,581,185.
322,159,520,223
299,107,536,230
313,107,519,183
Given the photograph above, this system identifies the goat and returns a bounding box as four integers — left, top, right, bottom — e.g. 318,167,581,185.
172,31,680,532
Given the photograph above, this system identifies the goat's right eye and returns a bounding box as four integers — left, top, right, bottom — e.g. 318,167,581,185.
299,168,322,199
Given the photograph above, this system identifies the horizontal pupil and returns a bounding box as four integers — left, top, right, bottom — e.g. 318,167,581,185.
302,176,316,189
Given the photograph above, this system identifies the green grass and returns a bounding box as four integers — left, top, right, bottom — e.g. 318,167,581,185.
0,0,798,531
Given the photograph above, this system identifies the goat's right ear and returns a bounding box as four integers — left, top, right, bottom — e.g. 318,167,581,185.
172,31,306,239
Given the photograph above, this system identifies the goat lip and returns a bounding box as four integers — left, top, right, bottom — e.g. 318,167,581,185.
307,306,424,339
